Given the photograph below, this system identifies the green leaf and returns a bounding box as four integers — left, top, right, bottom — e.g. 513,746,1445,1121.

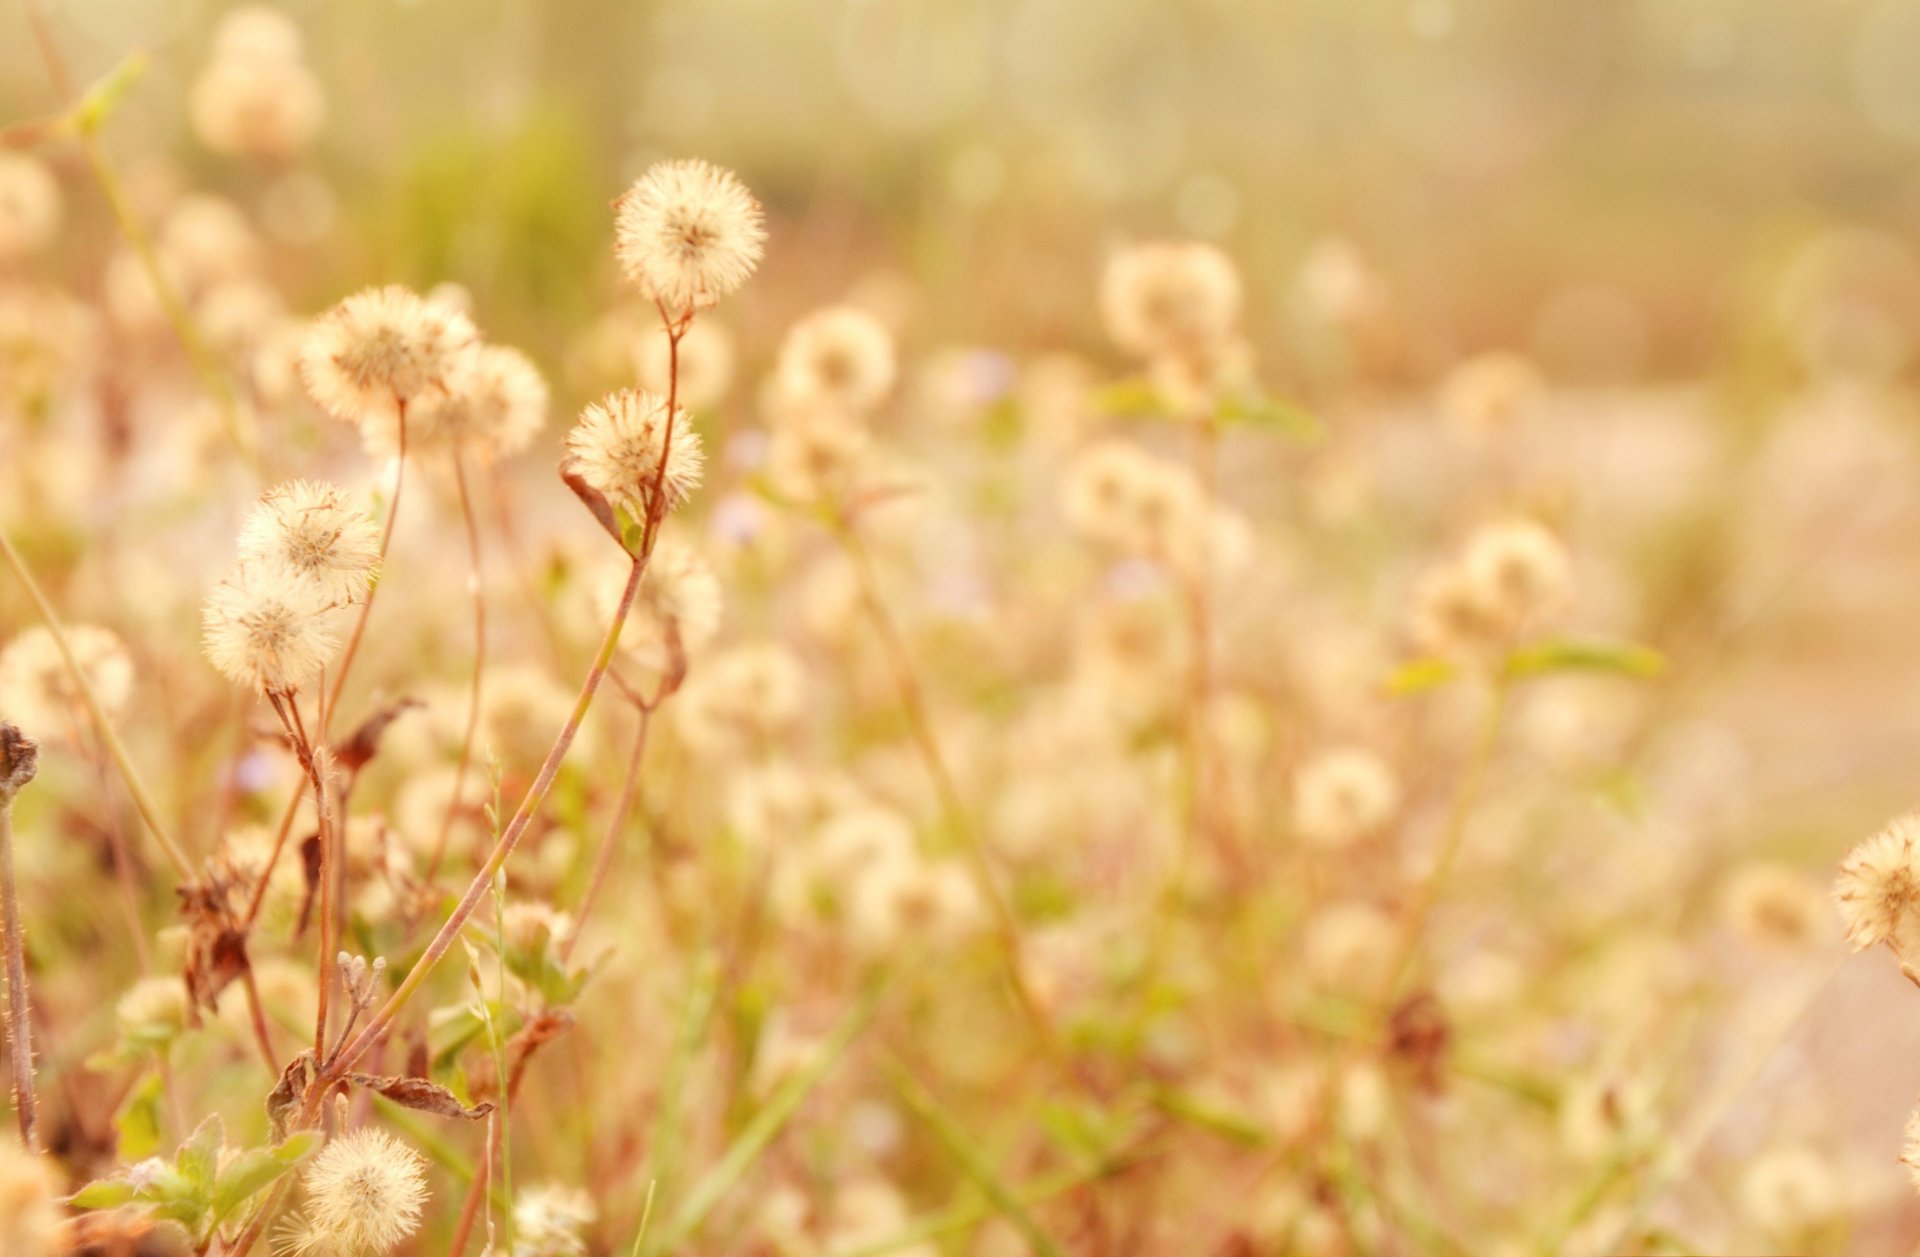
1216,391,1325,441
1383,657,1459,696
1090,378,1166,417
114,1069,165,1161
70,1179,138,1209
274,1129,325,1163
211,1149,287,1221
71,51,149,135
175,1114,224,1188
1503,638,1666,681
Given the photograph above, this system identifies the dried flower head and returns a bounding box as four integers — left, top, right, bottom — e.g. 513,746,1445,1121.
390,342,548,463
1440,351,1544,440
238,480,383,606
614,160,766,314
298,285,478,427
0,624,133,734
1101,240,1242,360
292,1127,428,1256
202,563,339,694
513,1183,596,1257
776,305,897,414
1834,813,1920,955
1461,519,1571,627
0,153,61,263
0,1135,61,1255
766,408,877,507
566,388,704,517
1294,748,1401,849
191,9,325,161
1720,862,1831,947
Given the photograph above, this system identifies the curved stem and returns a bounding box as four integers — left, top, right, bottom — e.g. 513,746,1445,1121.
318,556,646,1094
830,516,1056,1054
563,705,652,963
322,405,409,740
0,523,192,879
428,450,488,883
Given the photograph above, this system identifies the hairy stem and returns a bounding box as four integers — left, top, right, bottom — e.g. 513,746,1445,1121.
322,404,409,740
0,726,39,1150
428,450,489,883
564,705,652,963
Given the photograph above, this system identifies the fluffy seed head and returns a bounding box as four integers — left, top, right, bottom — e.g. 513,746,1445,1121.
775,305,897,414
1101,240,1242,360
388,342,548,463
202,563,339,694
599,538,724,666
297,1127,428,1255
614,160,766,314
1834,813,1920,954
238,480,382,606
298,285,478,427
1461,519,1571,627
0,624,133,735
1294,748,1401,849
566,388,704,517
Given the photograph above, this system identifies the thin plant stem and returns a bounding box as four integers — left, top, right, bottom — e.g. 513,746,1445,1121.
322,404,409,740
23,4,255,469
830,515,1056,1053
0,523,192,879
318,555,646,1094
268,691,337,1062
428,449,489,883
1379,676,1509,1003
564,704,652,963
0,725,40,1150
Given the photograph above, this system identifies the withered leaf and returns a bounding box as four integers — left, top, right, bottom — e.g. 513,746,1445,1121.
267,1050,314,1141
332,696,424,776
559,457,627,551
347,1073,493,1120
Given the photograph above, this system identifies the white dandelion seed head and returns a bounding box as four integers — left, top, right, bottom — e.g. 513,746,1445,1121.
565,388,705,517
1461,518,1572,627
1294,748,1401,850
201,562,339,695
775,304,897,414
238,480,382,607
614,159,766,314
1834,813,1920,954
299,1127,428,1256
0,623,133,735
1100,240,1242,360
390,342,549,464
298,285,479,428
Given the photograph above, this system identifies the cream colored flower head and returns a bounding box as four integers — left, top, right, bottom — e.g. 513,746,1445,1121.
283,1127,427,1256
599,538,724,665
1835,813,1920,955
1294,748,1401,849
615,159,766,315
388,342,548,463
0,624,133,735
1101,240,1242,360
1461,519,1571,628
191,8,324,160
202,562,339,694
298,285,479,427
776,305,896,414
238,480,382,606
566,388,704,518
0,153,61,263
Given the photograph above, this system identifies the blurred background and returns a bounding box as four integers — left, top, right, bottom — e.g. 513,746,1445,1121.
7,0,1920,387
